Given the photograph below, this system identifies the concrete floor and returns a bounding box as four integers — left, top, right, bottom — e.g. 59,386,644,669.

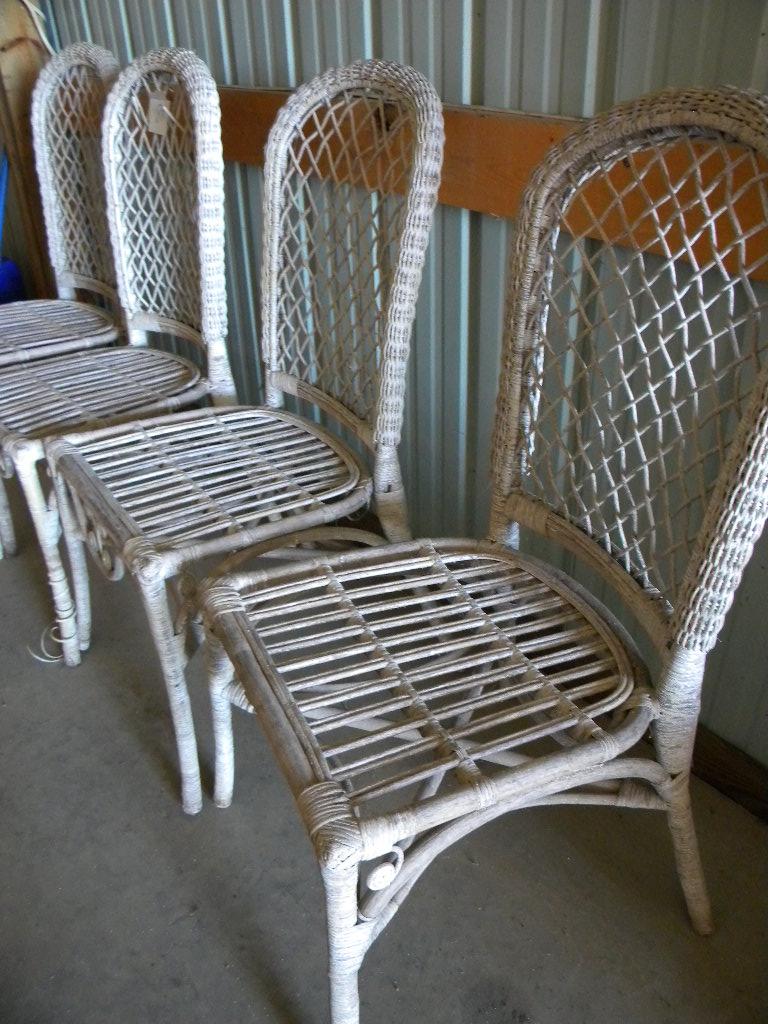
0,503,766,1024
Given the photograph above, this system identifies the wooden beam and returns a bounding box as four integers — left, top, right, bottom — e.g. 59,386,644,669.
219,85,576,220
0,0,51,297
219,85,768,283
693,725,768,822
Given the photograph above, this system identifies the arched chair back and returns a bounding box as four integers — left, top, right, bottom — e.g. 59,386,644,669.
492,87,768,675
260,60,443,528
32,42,120,302
102,48,234,400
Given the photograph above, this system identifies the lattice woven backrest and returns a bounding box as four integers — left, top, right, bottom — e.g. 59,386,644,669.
32,43,119,299
492,87,768,651
103,49,232,397
261,60,443,448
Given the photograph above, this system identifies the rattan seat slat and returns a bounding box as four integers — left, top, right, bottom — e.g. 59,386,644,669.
0,300,118,368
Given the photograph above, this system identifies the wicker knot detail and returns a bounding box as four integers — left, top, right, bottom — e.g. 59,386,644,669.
123,536,164,582
297,782,363,870
203,582,247,618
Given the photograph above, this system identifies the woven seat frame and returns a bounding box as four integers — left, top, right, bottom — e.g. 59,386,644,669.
199,86,768,1023
45,58,444,815
0,44,121,557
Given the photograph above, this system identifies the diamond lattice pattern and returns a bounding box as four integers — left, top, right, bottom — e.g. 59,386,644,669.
46,62,114,288
523,136,768,604
114,70,200,330
275,89,414,425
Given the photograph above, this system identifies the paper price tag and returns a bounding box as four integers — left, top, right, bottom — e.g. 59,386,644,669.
147,91,170,135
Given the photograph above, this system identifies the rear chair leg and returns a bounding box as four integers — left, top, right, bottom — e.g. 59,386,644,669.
667,776,714,935
206,636,236,808
51,470,92,652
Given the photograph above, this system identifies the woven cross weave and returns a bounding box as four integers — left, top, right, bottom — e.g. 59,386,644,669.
31,42,119,303
45,59,444,818
197,86,768,1024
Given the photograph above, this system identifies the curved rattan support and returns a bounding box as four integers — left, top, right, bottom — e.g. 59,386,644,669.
261,59,444,541
102,48,234,401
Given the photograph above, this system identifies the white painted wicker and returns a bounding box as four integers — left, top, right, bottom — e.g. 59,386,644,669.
2,49,228,656
197,86,768,1023
45,60,444,815
0,43,120,557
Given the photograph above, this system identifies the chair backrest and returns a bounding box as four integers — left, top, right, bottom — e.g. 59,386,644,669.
102,48,234,399
32,42,119,302
260,60,443,458
491,87,768,655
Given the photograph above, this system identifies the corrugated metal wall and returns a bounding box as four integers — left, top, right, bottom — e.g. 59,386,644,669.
40,0,768,766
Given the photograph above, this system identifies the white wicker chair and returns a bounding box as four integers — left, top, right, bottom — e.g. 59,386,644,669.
196,86,768,1023
0,43,121,557
45,60,444,815
1,49,232,656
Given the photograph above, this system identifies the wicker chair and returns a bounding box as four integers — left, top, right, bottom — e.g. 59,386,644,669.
0,43,121,557
45,60,444,815
196,85,768,1023
0,49,233,655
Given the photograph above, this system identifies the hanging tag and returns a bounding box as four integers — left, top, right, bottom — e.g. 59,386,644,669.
147,91,170,135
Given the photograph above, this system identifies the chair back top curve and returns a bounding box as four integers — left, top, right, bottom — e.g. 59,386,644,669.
32,42,119,302
260,59,444,451
102,48,234,399
491,86,768,654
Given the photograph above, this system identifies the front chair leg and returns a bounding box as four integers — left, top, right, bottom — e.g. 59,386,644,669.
14,448,80,665
136,571,203,815
0,475,17,557
323,863,367,1024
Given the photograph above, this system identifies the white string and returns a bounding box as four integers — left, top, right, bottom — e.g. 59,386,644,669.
26,622,64,664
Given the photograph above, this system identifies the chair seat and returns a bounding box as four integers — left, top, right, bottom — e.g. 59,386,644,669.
203,539,645,823
0,299,118,367
0,347,201,442
50,407,370,557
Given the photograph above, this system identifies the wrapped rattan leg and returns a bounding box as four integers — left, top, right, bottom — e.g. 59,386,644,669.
323,863,365,1024
0,476,17,557
51,470,92,652
666,775,714,935
206,635,236,808
14,447,80,666
136,573,202,815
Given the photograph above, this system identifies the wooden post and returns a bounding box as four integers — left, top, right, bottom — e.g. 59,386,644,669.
0,0,51,297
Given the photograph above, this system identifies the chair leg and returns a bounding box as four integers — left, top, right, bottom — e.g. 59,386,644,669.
136,573,203,815
0,475,17,557
206,636,236,808
51,471,92,652
323,864,365,1024
667,776,714,935
14,450,80,666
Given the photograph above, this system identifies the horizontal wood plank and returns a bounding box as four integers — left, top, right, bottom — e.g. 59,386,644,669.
218,85,768,283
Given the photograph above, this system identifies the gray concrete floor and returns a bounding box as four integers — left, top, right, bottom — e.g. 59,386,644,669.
0,501,766,1024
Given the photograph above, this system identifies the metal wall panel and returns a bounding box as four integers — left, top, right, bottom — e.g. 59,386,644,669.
42,0,768,765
